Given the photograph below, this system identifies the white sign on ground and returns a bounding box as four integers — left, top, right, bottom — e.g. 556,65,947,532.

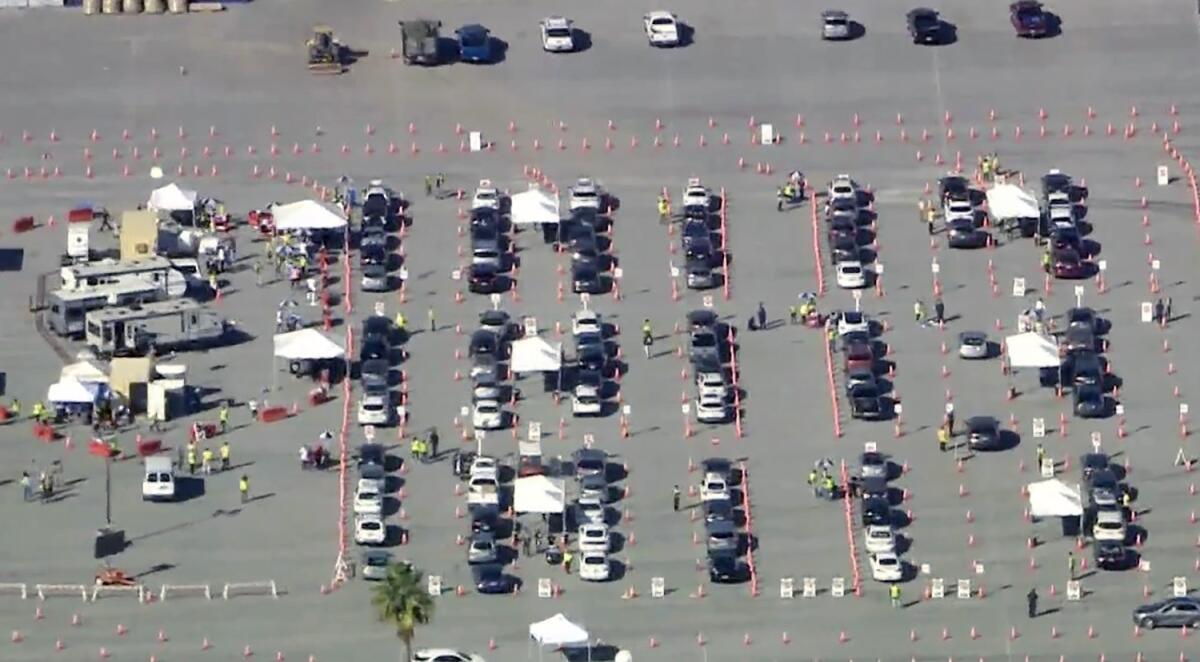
374,301,386,317
1116,404,1126,417
956,579,971,599
802,577,817,598
583,433,595,447
651,577,665,598
1013,277,1026,297
363,425,376,441
760,124,775,144
780,577,794,599
1066,580,1081,601
864,442,877,453
1032,417,1046,438
931,260,940,274
1158,166,1170,186
1098,260,1107,272
703,295,714,308
1152,259,1161,271
537,578,553,598
580,293,591,307
1173,576,1188,597
681,403,690,415
1040,456,1055,478
427,575,442,596
853,290,862,311
1141,302,1153,323
528,422,542,442
451,269,462,281
831,577,845,597
524,317,538,336
875,263,884,275
930,578,945,599
469,131,482,152
490,293,501,309
1182,404,1191,417
613,267,624,280
1074,285,1084,308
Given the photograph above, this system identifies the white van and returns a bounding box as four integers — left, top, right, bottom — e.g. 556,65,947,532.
142,456,176,502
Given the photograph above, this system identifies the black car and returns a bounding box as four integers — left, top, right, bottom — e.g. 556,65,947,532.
862,497,890,525
682,219,710,251
479,310,516,339
573,448,606,479
577,343,606,373
1068,351,1103,388
1088,469,1120,508
568,224,598,255
362,194,389,220
683,203,710,220
1093,540,1128,570
1067,307,1103,334
1041,171,1073,199
828,217,858,244
360,358,389,390
1133,597,1200,629
469,330,500,357
1050,226,1081,253
361,225,388,249
470,505,500,534
709,555,749,583
939,175,970,203
1010,0,1048,37
1080,453,1109,487
686,258,717,290
830,235,859,264
859,475,888,501
362,316,393,346
967,416,1001,450
471,208,502,233
1063,326,1095,355
848,384,885,420
472,564,516,594
571,208,604,230
906,7,942,43
1074,384,1105,418
360,339,388,361
703,498,736,525
358,442,385,468
467,263,502,294
947,219,989,249
572,262,603,294
360,245,386,266
685,236,715,265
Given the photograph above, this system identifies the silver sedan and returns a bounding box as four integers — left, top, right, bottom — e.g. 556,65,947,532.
958,331,989,359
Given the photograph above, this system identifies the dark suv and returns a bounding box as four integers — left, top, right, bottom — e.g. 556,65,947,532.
906,8,942,44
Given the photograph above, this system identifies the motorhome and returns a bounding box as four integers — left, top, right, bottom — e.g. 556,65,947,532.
60,256,191,298
45,278,168,338
85,300,225,357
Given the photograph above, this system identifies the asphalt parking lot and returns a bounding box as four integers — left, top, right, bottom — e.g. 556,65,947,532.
2,0,1200,660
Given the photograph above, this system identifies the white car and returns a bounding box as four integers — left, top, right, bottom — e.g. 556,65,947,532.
572,393,602,416
540,16,576,52
470,456,498,475
643,11,680,47
578,550,611,581
472,400,505,430
682,178,711,209
696,392,729,423
569,178,603,210
354,513,386,545
354,485,383,516
572,309,602,336
357,392,392,426
696,371,728,400
828,175,858,202
836,261,868,289
863,525,896,554
472,180,500,211
577,523,611,553
869,551,904,582
700,471,730,502
1093,508,1127,542
411,650,487,662
944,199,974,224
836,311,870,337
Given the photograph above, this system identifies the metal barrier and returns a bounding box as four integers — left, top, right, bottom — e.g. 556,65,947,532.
35,584,88,601
0,583,28,600
160,584,212,601
222,581,279,600
91,584,144,602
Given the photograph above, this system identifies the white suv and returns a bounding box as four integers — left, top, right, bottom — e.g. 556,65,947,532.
540,16,576,52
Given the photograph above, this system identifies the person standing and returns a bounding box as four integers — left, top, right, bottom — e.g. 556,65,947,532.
807,468,820,497
1036,443,1046,467
914,300,925,325
429,429,440,458
1154,299,1164,326
19,471,32,502
522,535,532,558
1165,296,1173,325
220,441,231,472
933,297,945,325
201,447,215,475
1027,587,1038,618
424,175,433,197
672,485,681,512
945,405,956,436
1067,551,1077,581
187,445,198,476
239,475,250,504
218,403,230,435
756,303,767,330
937,424,950,453
534,528,544,553
562,550,574,575
889,583,901,608
642,318,654,358
427,307,436,333
924,204,937,235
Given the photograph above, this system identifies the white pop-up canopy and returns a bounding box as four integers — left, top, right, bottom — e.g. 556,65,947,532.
270,200,348,231
511,337,562,373
148,183,199,212
986,184,1040,219
272,329,345,360
1027,478,1084,517
61,360,108,384
529,613,589,647
514,475,566,514
511,186,561,226
1005,331,1062,368
46,378,103,404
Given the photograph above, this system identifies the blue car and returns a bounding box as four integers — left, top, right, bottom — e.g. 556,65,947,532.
456,24,492,63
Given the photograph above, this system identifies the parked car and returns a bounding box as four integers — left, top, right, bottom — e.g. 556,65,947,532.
1132,597,1200,629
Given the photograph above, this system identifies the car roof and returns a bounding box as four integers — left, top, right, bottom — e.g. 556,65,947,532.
959,330,987,341
910,7,938,16
362,549,392,562
575,447,605,460
543,16,570,27
707,519,736,533
459,23,489,34
647,10,674,19
687,309,719,326
967,416,998,428
822,9,848,18
480,309,510,323
861,451,885,463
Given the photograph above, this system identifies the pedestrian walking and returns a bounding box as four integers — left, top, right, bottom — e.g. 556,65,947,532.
562,550,574,575
1036,443,1046,467
1068,551,1077,581
889,583,901,607
1154,299,1164,326
429,429,440,458
219,403,230,434
945,405,956,436
220,441,231,472
239,475,250,504
1027,587,1038,618
642,318,653,358
1165,296,1174,324
672,485,681,512
522,535,532,558
254,261,263,287
19,471,32,502
914,300,926,325
937,424,950,453
247,399,259,421
187,446,198,476
933,297,945,324
513,531,522,556
148,411,163,433
424,175,433,197
201,447,214,475
436,172,446,190
756,302,767,330
924,205,937,235
427,307,436,332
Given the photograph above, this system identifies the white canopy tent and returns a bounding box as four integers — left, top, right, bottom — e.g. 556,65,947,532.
1005,332,1062,368
270,200,348,231
147,183,199,212
511,187,561,226
272,329,345,360
514,475,566,515
530,613,589,648
511,337,563,373
986,184,1040,220
61,360,108,384
46,378,103,404
1027,479,1083,518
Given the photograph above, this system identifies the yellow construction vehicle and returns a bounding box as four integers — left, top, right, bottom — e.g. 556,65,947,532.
307,26,346,74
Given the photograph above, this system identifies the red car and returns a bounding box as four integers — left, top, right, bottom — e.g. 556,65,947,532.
1010,1,1049,38
1053,249,1089,279
843,340,874,372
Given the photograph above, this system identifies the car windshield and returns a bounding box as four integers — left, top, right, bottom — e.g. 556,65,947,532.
914,14,937,28
546,27,571,38
692,333,716,348
826,16,848,26
651,17,674,27
842,265,862,275
460,30,488,46
1017,6,1041,19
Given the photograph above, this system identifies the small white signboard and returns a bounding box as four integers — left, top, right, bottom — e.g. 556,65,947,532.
524,316,538,337
1158,165,1170,187
1141,302,1154,323
875,263,884,275
1116,404,1125,417
780,577,795,599
451,269,462,281
1152,259,1162,271
1181,404,1190,416
760,124,775,145
831,577,846,597
468,131,483,153
528,422,542,442
583,433,595,448
580,293,591,307
853,290,862,311
1074,285,1084,307
1066,580,1081,601
931,260,941,275
363,425,376,441
537,578,553,598
1013,277,1026,297
651,577,665,598
802,577,817,598
864,441,878,453
681,403,691,415
1098,260,1107,272
703,295,714,309
930,578,945,599
1032,417,1046,438
374,301,386,317
1091,431,1102,452
1040,457,1055,478
613,267,624,280
490,293,502,309
1173,576,1188,597
956,579,971,599
427,575,442,596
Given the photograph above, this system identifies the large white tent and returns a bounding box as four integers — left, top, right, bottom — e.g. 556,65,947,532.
511,186,561,226
46,378,103,404
530,613,589,647
147,183,199,212
60,360,108,384
511,337,563,373
1027,478,1083,518
270,200,348,231
272,329,345,360
1005,332,1062,368
986,184,1041,220
514,475,566,514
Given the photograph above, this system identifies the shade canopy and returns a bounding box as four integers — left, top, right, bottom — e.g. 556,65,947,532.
1027,478,1084,517
147,183,199,212
529,613,589,647
514,475,566,514
272,329,345,360
986,184,1040,219
270,200,348,230
46,378,103,404
61,360,108,384
511,337,562,373
511,187,561,226
1005,331,1062,368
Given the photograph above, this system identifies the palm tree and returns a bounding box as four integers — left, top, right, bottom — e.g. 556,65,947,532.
371,562,435,661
